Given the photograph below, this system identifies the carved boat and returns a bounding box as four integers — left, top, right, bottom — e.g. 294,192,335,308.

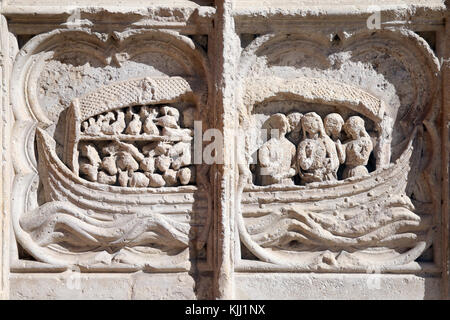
238,130,433,270
237,76,433,270
14,77,210,270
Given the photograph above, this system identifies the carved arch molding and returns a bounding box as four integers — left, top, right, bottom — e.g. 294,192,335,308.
4,20,447,298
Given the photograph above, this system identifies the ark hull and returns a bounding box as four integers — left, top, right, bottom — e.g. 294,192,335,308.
13,128,208,270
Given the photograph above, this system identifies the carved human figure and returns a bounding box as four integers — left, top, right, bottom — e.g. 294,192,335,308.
287,112,303,144
342,116,373,178
296,112,339,183
256,113,296,186
324,113,346,179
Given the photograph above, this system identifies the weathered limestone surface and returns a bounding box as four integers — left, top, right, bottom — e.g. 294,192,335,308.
10,272,197,300
234,274,442,300
0,14,8,300
0,0,449,299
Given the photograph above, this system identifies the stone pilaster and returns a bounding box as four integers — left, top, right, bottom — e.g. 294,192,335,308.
0,14,13,300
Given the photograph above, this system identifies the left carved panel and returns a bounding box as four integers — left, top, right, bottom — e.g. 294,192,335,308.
10,29,211,272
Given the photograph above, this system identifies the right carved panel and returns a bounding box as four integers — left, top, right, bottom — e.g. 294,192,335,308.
236,30,441,272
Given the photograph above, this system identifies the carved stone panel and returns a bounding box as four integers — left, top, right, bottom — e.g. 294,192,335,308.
1,0,448,300
10,29,211,273
236,30,441,272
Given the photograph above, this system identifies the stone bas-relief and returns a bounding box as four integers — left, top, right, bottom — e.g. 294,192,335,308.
237,28,441,272
255,111,373,186
255,113,296,186
10,30,211,273
77,104,195,188
1,0,448,300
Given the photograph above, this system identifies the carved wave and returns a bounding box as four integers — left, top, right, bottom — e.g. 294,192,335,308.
20,201,189,253
246,197,429,251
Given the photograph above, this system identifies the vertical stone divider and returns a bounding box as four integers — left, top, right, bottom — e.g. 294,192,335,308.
0,14,13,300
212,0,240,299
442,1,450,300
